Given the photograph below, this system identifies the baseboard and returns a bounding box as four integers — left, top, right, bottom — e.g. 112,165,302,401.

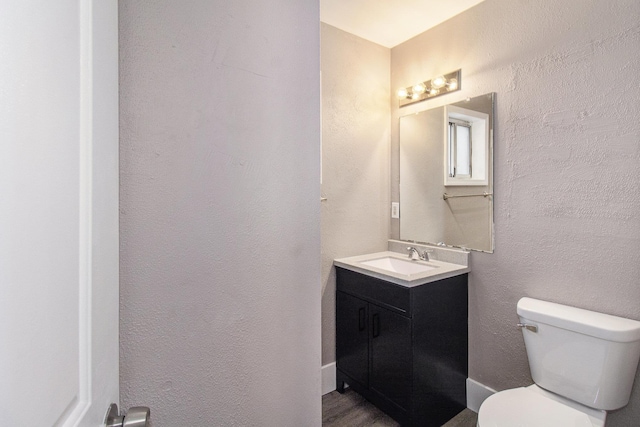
466,378,496,413
322,362,337,395
324,367,494,408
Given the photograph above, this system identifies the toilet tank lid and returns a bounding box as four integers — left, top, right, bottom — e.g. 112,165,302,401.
517,297,640,343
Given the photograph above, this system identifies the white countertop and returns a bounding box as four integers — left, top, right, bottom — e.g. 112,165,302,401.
334,250,470,287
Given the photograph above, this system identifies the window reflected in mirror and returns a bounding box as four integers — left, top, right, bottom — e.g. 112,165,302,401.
448,119,471,179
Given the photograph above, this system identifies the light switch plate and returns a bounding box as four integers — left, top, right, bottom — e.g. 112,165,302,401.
391,202,400,219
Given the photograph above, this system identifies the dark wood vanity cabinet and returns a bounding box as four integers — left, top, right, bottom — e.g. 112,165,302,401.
335,267,468,427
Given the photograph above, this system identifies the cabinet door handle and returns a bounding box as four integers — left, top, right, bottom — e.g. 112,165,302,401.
358,307,366,331
372,313,380,338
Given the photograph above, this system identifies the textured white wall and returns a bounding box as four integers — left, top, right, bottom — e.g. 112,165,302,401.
320,23,390,365
391,0,640,424
119,1,321,425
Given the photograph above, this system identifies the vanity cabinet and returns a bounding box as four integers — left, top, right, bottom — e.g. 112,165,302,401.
335,267,468,427
337,291,412,409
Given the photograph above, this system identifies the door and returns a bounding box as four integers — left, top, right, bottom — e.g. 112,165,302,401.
370,305,412,411
0,1,119,426
336,291,369,387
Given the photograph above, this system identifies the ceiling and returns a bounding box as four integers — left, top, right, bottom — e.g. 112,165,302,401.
320,0,485,48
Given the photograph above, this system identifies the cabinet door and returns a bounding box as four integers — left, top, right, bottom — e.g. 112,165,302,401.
336,291,369,387
370,304,412,410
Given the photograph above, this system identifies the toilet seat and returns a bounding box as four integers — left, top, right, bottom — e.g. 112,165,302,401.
477,386,605,427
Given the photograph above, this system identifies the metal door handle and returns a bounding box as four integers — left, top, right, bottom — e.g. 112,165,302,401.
123,407,151,427
105,403,151,427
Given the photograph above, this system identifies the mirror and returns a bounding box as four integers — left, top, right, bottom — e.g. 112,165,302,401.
399,93,494,252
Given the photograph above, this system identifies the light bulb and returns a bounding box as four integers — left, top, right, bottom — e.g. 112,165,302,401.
447,79,458,90
412,83,426,94
397,88,408,98
411,92,420,100
429,88,439,96
431,75,446,89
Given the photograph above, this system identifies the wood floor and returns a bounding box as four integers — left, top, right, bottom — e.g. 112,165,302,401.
322,389,478,427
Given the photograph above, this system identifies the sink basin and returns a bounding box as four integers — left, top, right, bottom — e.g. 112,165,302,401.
335,250,469,287
360,256,436,275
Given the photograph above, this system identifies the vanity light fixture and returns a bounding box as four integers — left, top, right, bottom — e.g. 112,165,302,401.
397,69,462,107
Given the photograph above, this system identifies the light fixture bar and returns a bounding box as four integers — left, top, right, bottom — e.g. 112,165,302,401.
398,69,462,107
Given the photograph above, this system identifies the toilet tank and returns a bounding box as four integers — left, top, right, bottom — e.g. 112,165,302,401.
517,297,640,410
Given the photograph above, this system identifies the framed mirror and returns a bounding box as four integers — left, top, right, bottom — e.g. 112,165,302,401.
399,93,494,252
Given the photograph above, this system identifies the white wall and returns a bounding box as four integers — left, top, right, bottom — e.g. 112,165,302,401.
391,0,640,424
321,23,390,366
119,1,321,425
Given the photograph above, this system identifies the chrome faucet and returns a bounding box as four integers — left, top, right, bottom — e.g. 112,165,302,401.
407,246,432,261
407,246,421,260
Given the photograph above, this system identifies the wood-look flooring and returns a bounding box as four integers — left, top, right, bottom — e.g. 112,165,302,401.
322,388,478,427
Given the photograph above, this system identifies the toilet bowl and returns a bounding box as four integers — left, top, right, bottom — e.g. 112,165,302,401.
476,297,640,427
477,385,605,427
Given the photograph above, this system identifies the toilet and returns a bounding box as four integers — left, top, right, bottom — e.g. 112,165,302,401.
477,297,640,426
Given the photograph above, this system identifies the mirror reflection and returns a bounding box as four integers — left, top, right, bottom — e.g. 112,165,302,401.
399,93,494,252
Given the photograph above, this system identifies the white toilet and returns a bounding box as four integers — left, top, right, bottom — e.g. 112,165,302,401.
477,297,640,426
